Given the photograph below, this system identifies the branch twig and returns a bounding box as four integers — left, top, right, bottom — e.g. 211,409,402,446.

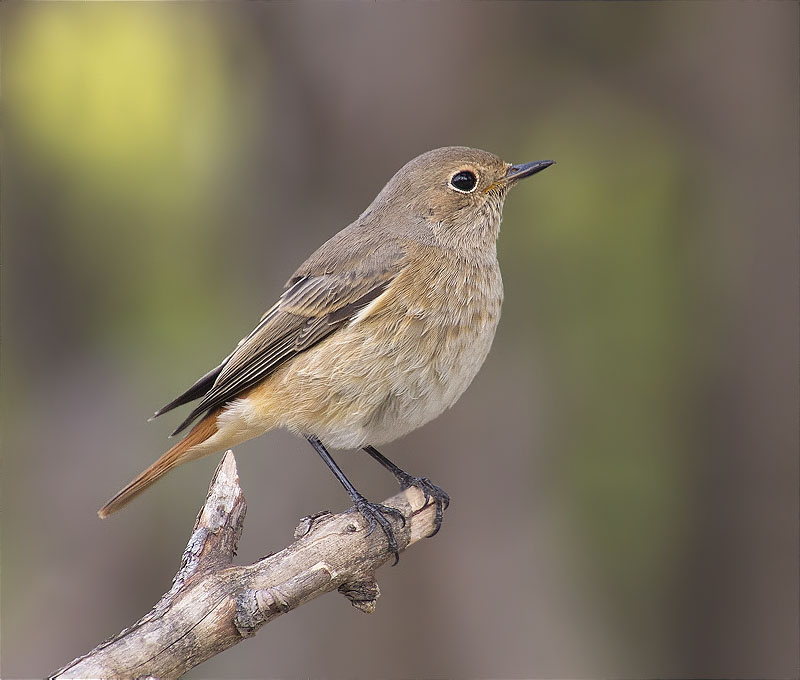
51,451,438,679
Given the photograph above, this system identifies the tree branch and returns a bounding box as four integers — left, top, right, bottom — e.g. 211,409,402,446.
51,451,438,679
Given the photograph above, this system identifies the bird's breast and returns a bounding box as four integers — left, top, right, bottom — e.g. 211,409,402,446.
264,253,503,449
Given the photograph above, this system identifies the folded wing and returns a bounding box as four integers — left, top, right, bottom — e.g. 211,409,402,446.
154,238,407,436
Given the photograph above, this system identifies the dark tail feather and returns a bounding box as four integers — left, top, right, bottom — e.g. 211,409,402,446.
149,362,225,421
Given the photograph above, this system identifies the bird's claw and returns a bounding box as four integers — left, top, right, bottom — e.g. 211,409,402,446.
350,496,406,565
395,473,450,537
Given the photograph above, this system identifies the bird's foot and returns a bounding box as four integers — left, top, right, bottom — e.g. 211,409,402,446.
394,473,450,537
350,495,406,565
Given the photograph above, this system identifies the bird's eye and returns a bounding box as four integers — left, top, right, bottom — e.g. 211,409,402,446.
449,170,478,193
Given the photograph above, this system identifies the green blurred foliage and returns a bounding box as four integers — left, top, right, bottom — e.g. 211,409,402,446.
503,95,696,643
5,4,263,358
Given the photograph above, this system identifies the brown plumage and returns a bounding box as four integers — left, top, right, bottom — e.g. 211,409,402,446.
98,408,221,518
98,147,554,555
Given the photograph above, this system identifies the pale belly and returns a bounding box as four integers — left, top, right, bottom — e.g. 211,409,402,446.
275,315,500,448
274,261,503,449
212,256,504,452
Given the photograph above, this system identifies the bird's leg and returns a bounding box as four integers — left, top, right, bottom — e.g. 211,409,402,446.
306,436,405,564
362,445,450,537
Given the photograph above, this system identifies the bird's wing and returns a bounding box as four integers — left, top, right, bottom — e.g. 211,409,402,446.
154,237,407,436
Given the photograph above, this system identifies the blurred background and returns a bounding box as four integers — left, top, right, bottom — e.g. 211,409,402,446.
1,3,797,678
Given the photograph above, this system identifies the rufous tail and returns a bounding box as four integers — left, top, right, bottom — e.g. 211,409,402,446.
98,409,220,518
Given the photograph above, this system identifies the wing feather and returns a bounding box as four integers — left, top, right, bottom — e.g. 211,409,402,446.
159,238,407,436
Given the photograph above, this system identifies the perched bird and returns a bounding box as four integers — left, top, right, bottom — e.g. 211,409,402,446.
98,146,554,561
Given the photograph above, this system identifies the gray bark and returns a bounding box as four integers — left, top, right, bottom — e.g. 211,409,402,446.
51,451,437,679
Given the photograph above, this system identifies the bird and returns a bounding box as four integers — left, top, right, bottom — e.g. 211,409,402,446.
98,146,554,561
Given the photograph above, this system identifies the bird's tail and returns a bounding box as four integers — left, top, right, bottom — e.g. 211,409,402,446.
97,409,221,518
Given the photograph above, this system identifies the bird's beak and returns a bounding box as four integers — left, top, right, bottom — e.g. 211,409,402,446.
505,160,555,183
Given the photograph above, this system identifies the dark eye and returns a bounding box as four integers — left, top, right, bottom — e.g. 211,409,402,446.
449,170,477,193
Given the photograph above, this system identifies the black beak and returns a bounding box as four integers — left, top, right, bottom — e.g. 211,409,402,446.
505,160,555,182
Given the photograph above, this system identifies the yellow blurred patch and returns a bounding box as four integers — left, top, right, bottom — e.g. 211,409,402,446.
5,4,236,194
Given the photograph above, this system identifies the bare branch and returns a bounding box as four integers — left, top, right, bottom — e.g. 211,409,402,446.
51,451,439,679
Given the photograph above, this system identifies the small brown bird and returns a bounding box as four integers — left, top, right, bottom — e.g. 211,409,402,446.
99,146,553,560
